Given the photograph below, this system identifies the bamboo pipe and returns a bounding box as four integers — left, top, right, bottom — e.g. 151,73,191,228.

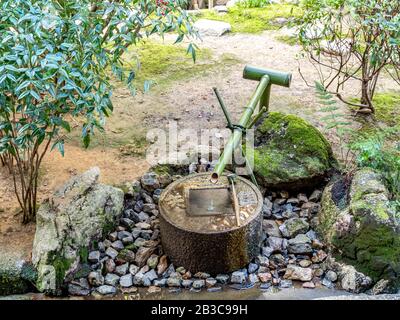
211,75,271,183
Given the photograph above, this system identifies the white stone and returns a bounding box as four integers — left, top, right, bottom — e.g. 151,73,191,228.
194,19,231,37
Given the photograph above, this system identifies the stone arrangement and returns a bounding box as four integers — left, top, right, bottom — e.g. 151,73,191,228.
67,166,377,297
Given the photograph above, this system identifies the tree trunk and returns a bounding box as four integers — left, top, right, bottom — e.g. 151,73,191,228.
360,79,375,113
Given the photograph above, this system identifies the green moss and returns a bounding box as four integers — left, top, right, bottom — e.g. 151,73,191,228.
252,112,336,185
351,92,400,140
333,221,400,283
121,41,240,91
47,252,74,290
317,185,340,242
151,164,171,176
372,92,400,127
351,199,390,221
196,4,303,34
0,268,31,296
79,247,89,264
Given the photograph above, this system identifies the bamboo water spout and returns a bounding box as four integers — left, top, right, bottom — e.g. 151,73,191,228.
211,66,292,183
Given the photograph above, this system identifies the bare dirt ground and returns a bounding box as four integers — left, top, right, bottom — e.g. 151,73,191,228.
0,28,397,259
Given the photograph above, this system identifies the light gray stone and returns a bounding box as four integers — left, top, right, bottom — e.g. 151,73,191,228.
120,274,133,288
32,167,124,294
194,19,231,37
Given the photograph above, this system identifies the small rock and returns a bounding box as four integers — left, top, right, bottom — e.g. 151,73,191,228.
283,265,313,282
167,277,181,287
147,254,159,269
194,272,211,279
176,266,186,274
122,236,134,245
267,236,286,253
136,222,151,230
120,274,133,287
68,283,90,296
182,271,192,280
131,228,141,239
148,286,161,294
115,263,129,276
256,255,269,267
88,251,100,263
280,279,293,288
117,249,135,263
288,234,312,255
297,193,308,203
105,273,120,286
141,172,160,192
154,278,167,287
299,259,312,268
135,246,155,268
214,5,228,13
163,264,175,278
321,277,334,289
263,220,282,238
314,268,324,277
311,250,328,263
206,278,217,288
182,279,193,288
105,247,119,260
258,272,272,283
157,255,168,275
120,218,134,229
126,264,138,276
216,274,230,284
133,272,145,286
230,271,246,284
302,281,315,289
109,232,118,242
96,285,116,295
117,231,131,240
325,270,338,282
88,271,104,286
262,246,274,257
306,230,317,240
309,190,322,202
339,265,372,293
279,218,309,238
143,269,158,283
192,279,206,289
248,263,259,274
311,238,324,249
249,273,259,283
371,279,391,295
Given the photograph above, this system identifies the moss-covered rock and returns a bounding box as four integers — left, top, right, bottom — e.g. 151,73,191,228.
32,167,124,295
0,251,37,296
251,112,337,190
318,168,400,289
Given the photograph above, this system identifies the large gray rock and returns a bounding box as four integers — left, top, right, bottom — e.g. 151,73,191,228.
32,167,124,295
319,168,400,289
194,19,231,37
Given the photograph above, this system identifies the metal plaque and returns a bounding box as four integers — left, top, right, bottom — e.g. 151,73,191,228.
185,185,235,217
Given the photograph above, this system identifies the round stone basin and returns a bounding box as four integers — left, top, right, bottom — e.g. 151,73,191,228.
159,173,263,275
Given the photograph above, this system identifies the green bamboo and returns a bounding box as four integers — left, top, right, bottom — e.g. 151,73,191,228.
243,65,292,87
211,75,271,183
213,87,233,128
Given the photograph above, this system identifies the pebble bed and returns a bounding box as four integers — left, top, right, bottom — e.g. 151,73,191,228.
67,168,344,297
